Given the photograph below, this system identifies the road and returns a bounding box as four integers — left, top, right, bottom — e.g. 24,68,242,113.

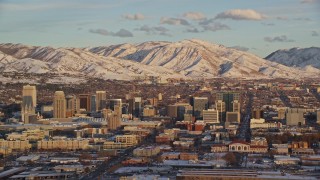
237,92,253,142
81,146,138,179
278,90,293,108
81,131,157,179
310,89,320,102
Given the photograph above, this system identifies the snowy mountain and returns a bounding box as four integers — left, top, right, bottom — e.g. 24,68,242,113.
88,39,320,79
0,43,186,81
265,47,320,69
0,40,319,83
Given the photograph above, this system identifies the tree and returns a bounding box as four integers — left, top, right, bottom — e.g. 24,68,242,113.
80,153,92,160
223,152,238,167
84,167,90,173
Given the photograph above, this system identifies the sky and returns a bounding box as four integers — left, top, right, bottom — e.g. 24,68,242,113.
0,0,319,57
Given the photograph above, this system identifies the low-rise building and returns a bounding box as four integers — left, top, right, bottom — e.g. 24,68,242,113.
37,139,89,150
53,165,84,173
179,153,198,161
274,155,300,165
161,152,180,160
301,155,320,166
17,155,40,162
7,129,49,141
0,139,31,151
50,157,79,164
229,141,250,153
0,147,12,156
133,146,160,157
272,144,289,155
250,118,281,129
143,106,156,117
211,144,228,153
122,158,149,165
292,148,315,155
173,141,194,149
156,134,172,143
103,135,138,149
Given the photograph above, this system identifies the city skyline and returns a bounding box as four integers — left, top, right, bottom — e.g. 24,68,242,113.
0,0,319,57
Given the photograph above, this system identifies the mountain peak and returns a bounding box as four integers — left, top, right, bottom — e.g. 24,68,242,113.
265,47,320,69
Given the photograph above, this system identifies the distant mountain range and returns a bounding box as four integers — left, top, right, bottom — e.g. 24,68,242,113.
0,39,319,83
265,47,320,70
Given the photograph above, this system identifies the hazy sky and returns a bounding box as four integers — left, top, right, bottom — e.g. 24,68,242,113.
0,0,319,57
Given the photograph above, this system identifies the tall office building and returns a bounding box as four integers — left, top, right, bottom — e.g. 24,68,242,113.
53,91,66,118
158,93,163,101
22,85,37,123
109,99,122,111
91,95,96,112
66,95,78,117
252,108,264,119
167,105,178,118
203,109,219,124
96,91,106,111
108,105,122,130
232,100,240,112
216,100,226,123
148,98,158,107
128,97,142,118
192,97,208,119
79,94,91,112
216,92,240,122
277,108,286,120
216,92,240,112
167,103,192,120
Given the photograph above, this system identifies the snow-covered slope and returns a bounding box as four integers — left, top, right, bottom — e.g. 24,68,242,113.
265,47,320,69
0,43,186,81
0,40,319,82
88,39,320,79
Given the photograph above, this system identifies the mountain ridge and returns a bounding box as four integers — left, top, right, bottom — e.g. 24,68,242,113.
0,40,319,83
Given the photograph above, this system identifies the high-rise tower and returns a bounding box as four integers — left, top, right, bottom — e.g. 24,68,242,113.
96,91,106,111
53,91,66,118
22,85,37,123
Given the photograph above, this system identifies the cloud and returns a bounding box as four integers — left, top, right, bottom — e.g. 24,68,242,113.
0,1,123,11
202,22,230,32
183,12,206,20
122,13,145,20
262,22,275,26
197,19,230,32
229,46,249,52
114,29,134,37
199,18,215,26
276,16,289,21
89,29,109,36
89,28,133,37
135,25,170,36
215,9,266,21
186,28,201,33
293,17,311,21
264,35,295,43
312,31,319,36
160,17,190,26
301,0,318,3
